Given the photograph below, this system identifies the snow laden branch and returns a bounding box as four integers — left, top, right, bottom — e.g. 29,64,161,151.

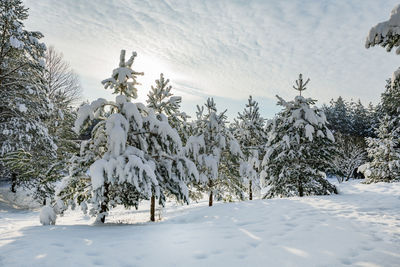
366,4,400,54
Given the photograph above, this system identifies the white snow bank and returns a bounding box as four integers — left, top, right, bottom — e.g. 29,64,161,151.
1,180,399,266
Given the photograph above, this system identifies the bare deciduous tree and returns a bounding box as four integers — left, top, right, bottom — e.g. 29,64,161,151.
45,46,82,107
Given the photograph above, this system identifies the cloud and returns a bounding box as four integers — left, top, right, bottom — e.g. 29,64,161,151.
24,0,400,119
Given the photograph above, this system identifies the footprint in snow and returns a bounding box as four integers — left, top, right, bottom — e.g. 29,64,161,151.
223,234,234,239
211,249,222,255
236,254,247,259
92,259,104,266
236,221,252,226
340,258,352,265
193,251,208,259
285,222,297,228
361,246,373,251
248,241,260,248
86,252,99,257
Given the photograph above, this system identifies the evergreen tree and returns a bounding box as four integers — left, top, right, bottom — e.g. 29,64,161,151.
232,95,265,200
186,98,243,206
323,97,374,181
367,102,380,137
380,78,400,119
145,73,195,221
147,73,191,142
0,0,57,200
359,115,400,183
324,97,352,135
58,50,198,223
350,100,370,137
262,74,337,198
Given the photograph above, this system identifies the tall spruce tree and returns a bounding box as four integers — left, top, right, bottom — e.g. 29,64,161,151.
262,74,337,198
56,50,198,223
145,73,194,221
232,95,265,200
0,0,57,200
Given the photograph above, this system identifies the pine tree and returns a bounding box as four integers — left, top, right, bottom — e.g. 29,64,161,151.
350,100,370,137
186,98,243,206
380,78,400,119
58,50,198,223
262,74,337,198
147,73,190,142
359,115,400,183
232,95,265,200
323,97,373,181
0,0,57,200
324,96,352,135
367,102,380,137
146,73,195,221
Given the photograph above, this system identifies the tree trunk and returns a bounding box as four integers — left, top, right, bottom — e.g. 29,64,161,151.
150,194,155,222
99,183,109,223
10,173,16,193
298,179,304,197
249,180,253,200
208,180,213,207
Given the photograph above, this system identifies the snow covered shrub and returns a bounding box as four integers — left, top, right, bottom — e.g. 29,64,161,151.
262,74,337,198
40,199,56,225
186,98,244,206
58,50,198,223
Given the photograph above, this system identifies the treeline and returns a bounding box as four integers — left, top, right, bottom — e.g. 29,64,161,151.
1,1,399,226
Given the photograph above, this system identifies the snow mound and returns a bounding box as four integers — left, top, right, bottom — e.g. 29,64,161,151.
39,205,56,225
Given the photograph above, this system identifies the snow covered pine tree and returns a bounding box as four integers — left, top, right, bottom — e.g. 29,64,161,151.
359,115,400,183
360,4,400,183
0,0,57,201
57,50,198,223
186,98,244,206
146,73,197,221
262,74,337,198
232,96,266,200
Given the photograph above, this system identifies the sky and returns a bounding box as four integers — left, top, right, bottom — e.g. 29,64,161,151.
24,0,399,120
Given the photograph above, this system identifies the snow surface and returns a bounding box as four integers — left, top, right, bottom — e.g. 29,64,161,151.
1,181,400,266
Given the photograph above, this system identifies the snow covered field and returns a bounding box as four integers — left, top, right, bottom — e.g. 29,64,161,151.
1,180,399,267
